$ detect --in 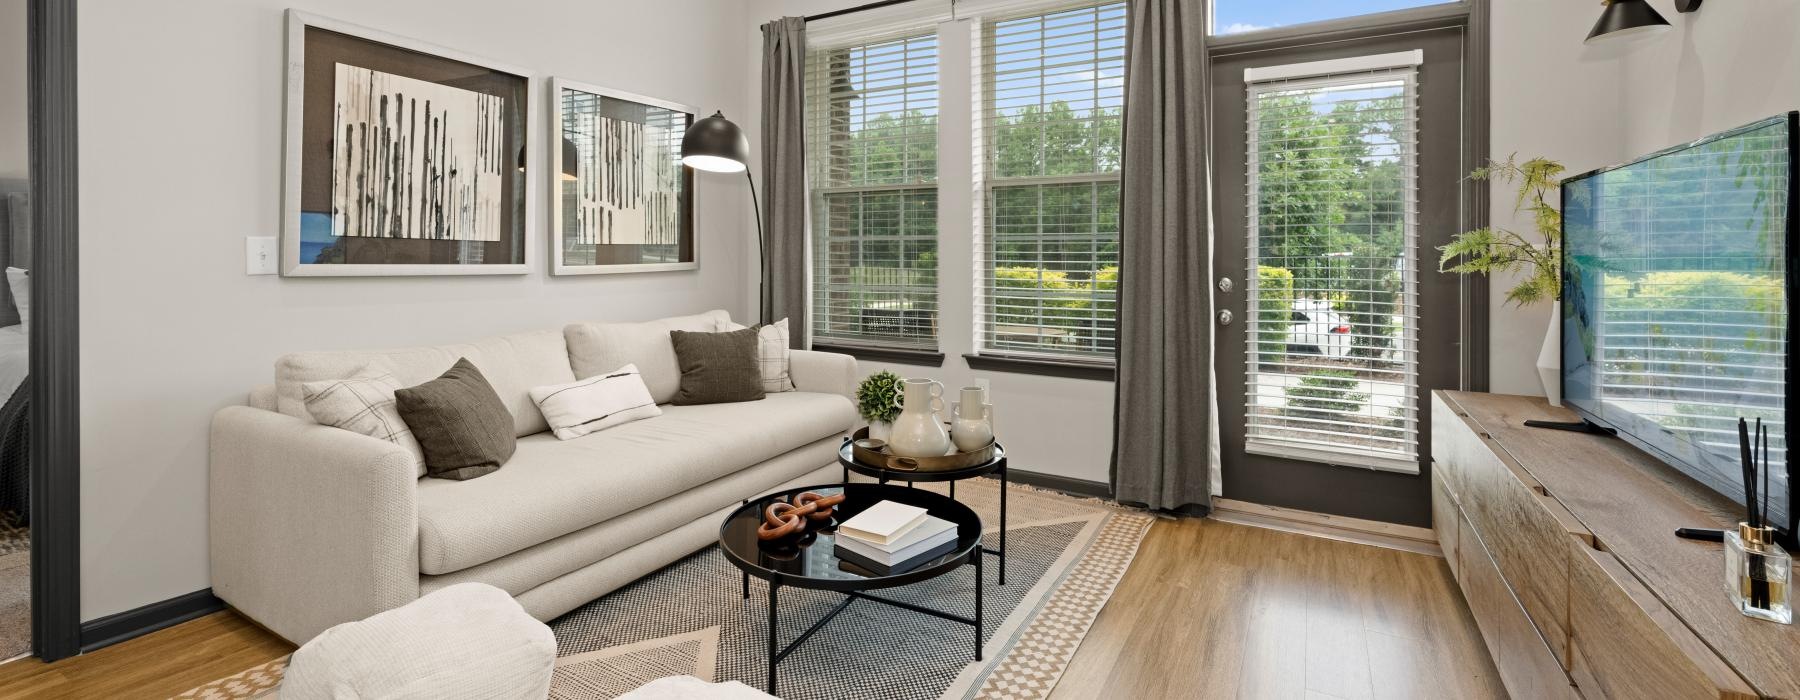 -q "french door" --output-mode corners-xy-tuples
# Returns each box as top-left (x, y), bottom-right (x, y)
(1212, 28), (1464, 524)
